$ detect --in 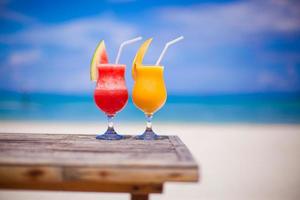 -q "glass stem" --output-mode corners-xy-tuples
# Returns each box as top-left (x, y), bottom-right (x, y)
(107, 115), (115, 132)
(146, 114), (153, 130)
